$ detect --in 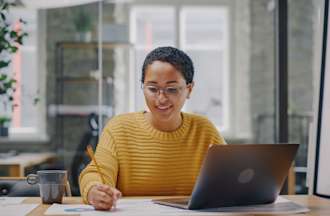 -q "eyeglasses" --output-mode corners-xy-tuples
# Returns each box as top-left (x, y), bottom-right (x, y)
(142, 85), (186, 97)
